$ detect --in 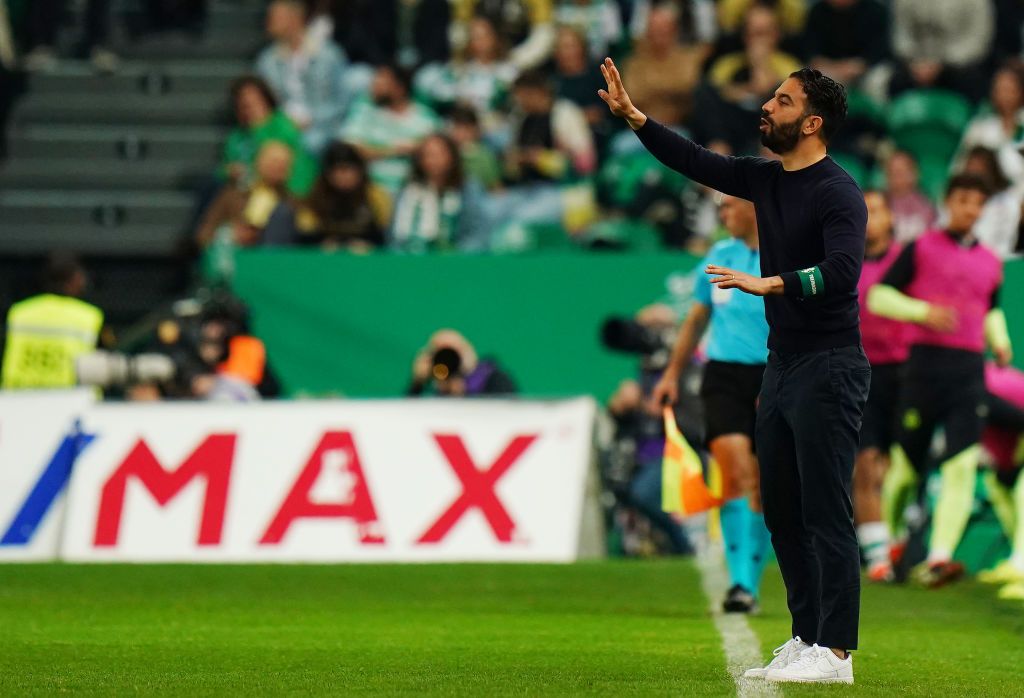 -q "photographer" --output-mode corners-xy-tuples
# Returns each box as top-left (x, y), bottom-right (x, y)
(600, 303), (699, 557)
(407, 329), (516, 397)
(79, 293), (278, 402)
